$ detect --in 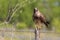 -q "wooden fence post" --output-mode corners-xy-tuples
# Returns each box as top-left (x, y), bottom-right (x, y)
(35, 28), (40, 40)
